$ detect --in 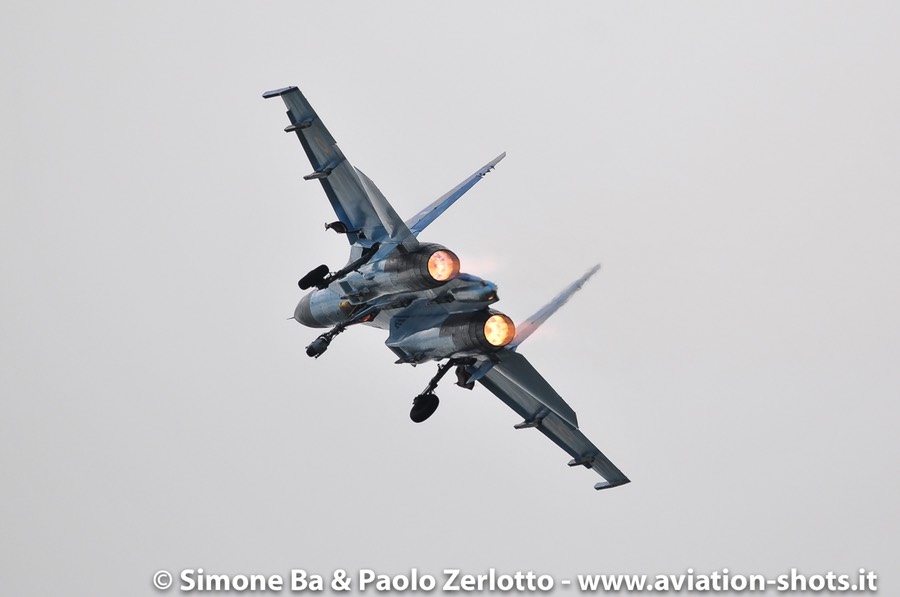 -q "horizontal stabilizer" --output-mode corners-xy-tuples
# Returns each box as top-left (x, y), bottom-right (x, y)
(405, 153), (506, 236)
(510, 264), (600, 350)
(263, 85), (417, 249)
